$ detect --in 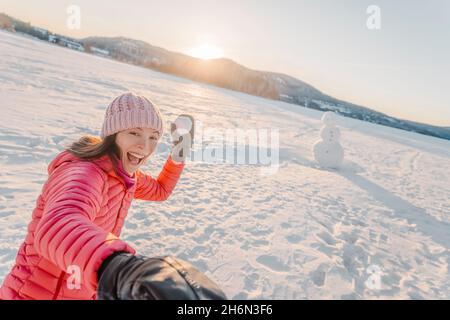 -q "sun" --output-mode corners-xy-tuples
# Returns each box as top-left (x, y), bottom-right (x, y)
(188, 43), (224, 60)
